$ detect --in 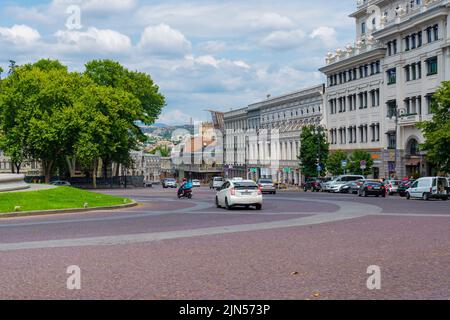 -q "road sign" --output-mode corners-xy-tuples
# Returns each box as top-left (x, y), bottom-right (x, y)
(360, 160), (367, 170)
(341, 160), (348, 168)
